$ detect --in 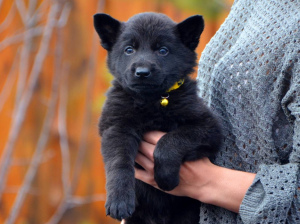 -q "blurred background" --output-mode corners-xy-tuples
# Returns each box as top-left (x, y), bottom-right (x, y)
(0, 0), (232, 223)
